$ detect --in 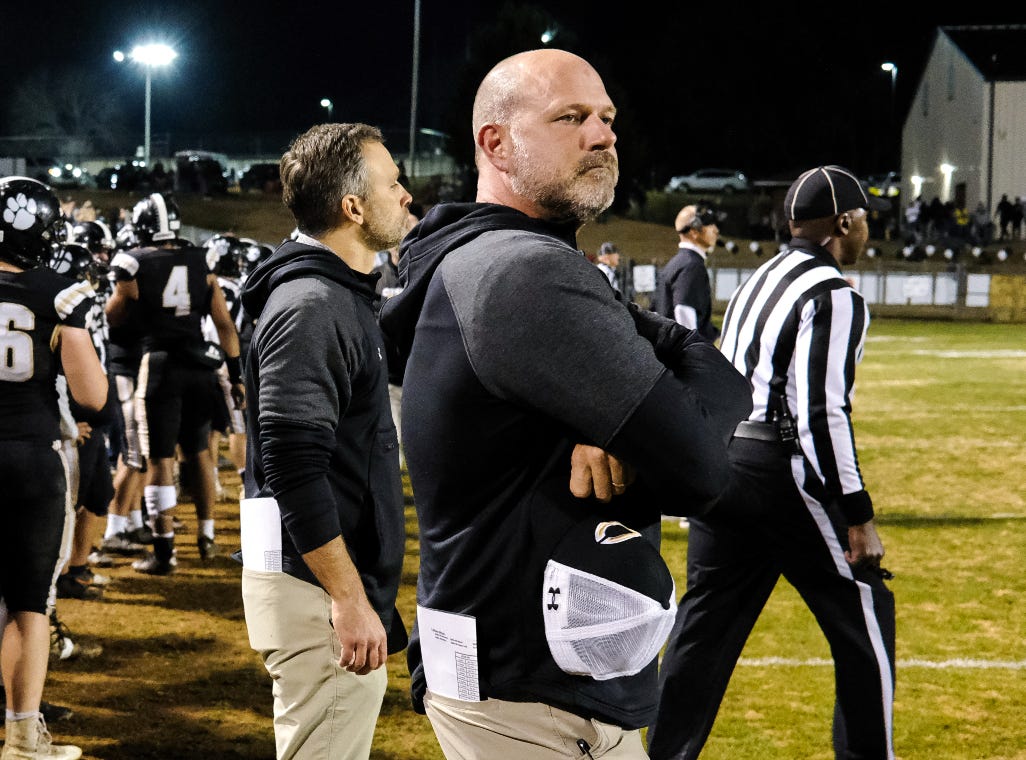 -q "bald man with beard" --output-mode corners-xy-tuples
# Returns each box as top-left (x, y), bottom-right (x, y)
(379, 49), (751, 759)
